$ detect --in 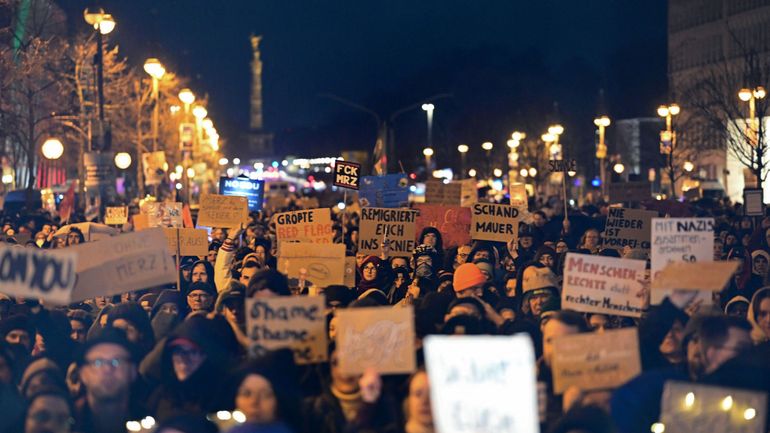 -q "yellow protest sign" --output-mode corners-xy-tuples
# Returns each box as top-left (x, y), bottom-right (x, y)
(197, 194), (249, 228)
(358, 208), (418, 257)
(105, 206), (128, 226)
